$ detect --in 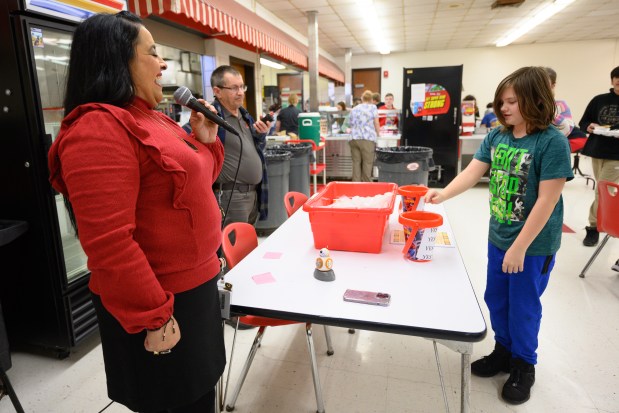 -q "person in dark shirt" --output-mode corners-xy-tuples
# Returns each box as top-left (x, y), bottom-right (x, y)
(372, 92), (383, 108)
(578, 65), (619, 247)
(276, 93), (301, 135)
